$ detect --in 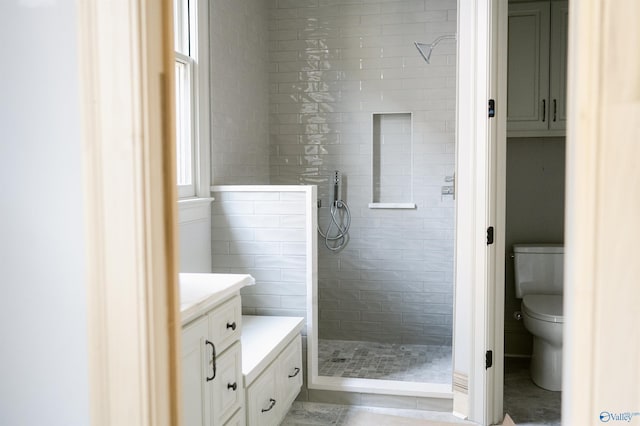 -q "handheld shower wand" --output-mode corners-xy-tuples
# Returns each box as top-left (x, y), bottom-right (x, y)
(332, 170), (342, 207)
(318, 170), (351, 251)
